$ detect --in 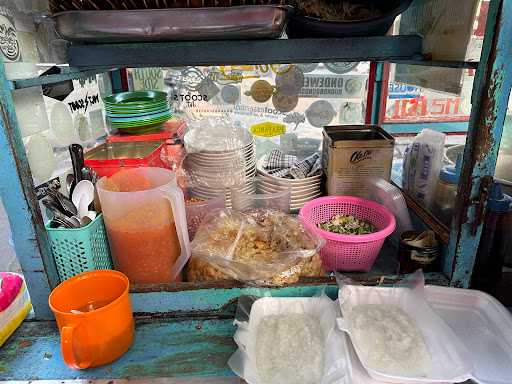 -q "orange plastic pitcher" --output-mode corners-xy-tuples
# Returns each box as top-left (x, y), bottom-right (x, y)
(96, 167), (191, 284)
(49, 270), (134, 369)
